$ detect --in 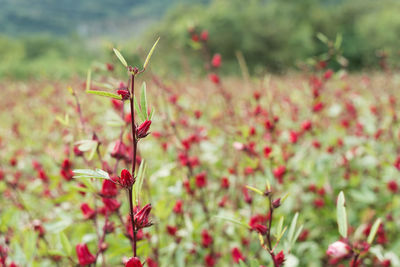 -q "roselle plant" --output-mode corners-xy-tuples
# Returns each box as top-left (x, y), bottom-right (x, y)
(73, 37), (160, 267)
(326, 191), (383, 267)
